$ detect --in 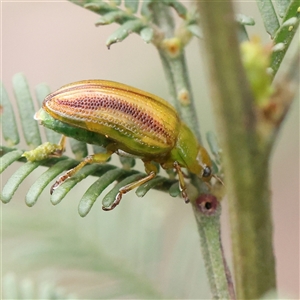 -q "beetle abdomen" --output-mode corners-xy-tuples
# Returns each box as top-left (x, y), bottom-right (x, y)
(43, 80), (180, 155)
